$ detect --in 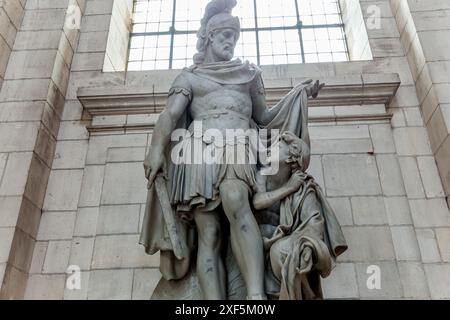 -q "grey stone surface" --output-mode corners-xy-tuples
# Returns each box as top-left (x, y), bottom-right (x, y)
(101, 162), (147, 205)
(42, 240), (71, 274)
(351, 197), (388, 225)
(399, 157), (426, 199)
(416, 229), (442, 263)
(410, 199), (450, 228)
(43, 170), (83, 211)
(435, 228), (450, 262)
(25, 275), (66, 300)
(384, 197), (413, 225)
(132, 269), (162, 300)
(78, 165), (105, 207)
(390, 226), (421, 261)
(69, 237), (95, 271)
(52, 140), (89, 169)
(339, 226), (395, 262)
(97, 205), (140, 235)
(376, 154), (406, 196)
(88, 269), (133, 300)
(417, 156), (445, 198)
(424, 264), (450, 299)
(323, 155), (382, 196)
(326, 197), (353, 226)
(36, 211), (76, 241)
(74, 207), (99, 237)
(398, 262), (430, 299)
(91, 235), (159, 269)
(355, 262), (403, 299)
(393, 127), (432, 156)
(369, 124), (396, 154)
(321, 263), (359, 299)
(64, 271), (90, 300)
(29, 241), (48, 275)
